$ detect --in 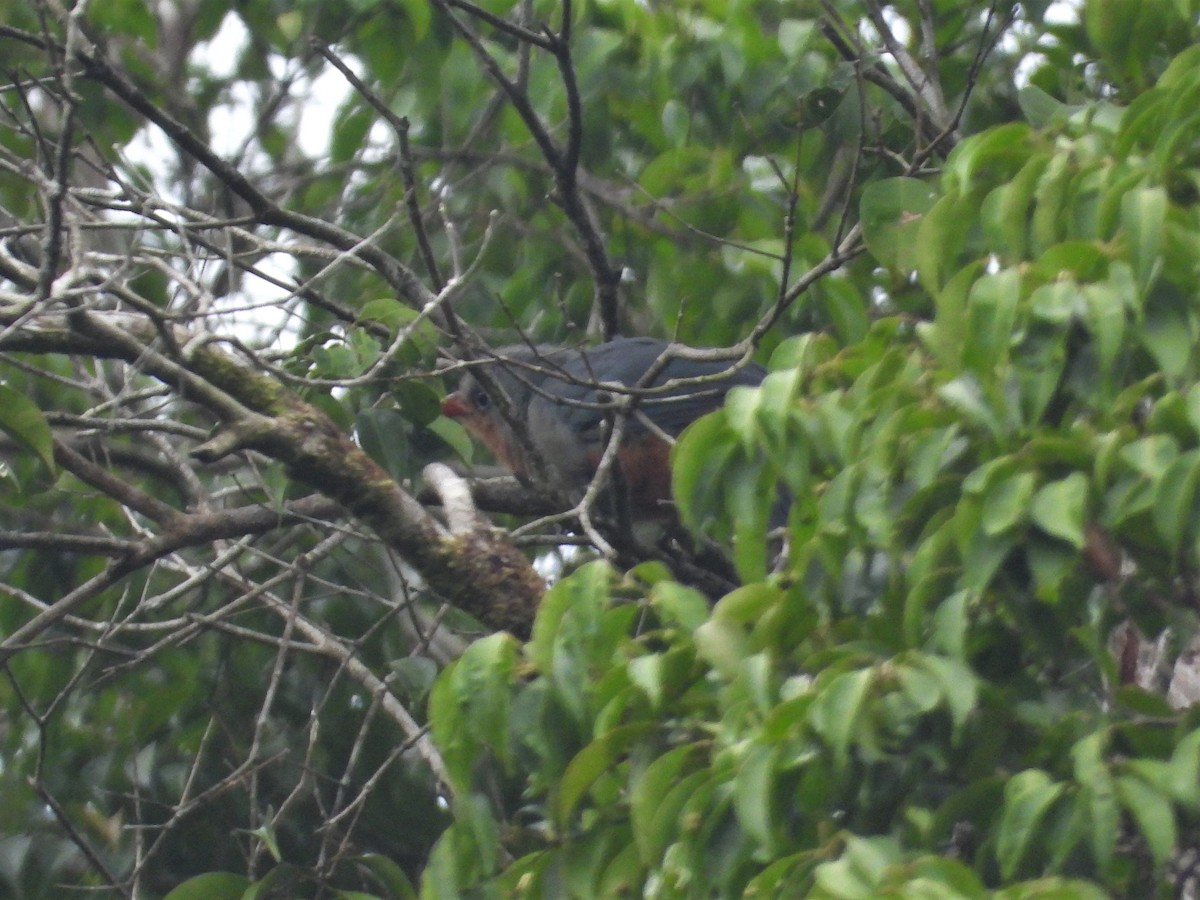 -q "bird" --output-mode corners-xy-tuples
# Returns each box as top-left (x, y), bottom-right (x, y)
(440, 337), (767, 518)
